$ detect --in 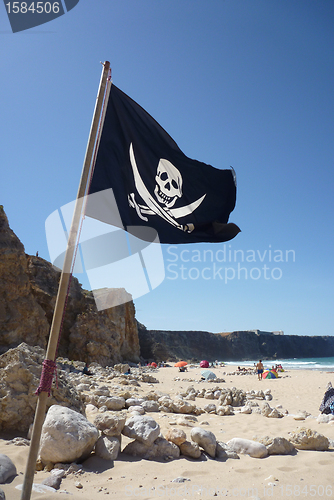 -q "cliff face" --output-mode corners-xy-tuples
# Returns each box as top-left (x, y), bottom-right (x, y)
(226, 330), (334, 360)
(68, 295), (140, 366)
(0, 207), (49, 353)
(26, 254), (88, 358)
(0, 206), (140, 366)
(138, 327), (232, 362)
(138, 327), (334, 362)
